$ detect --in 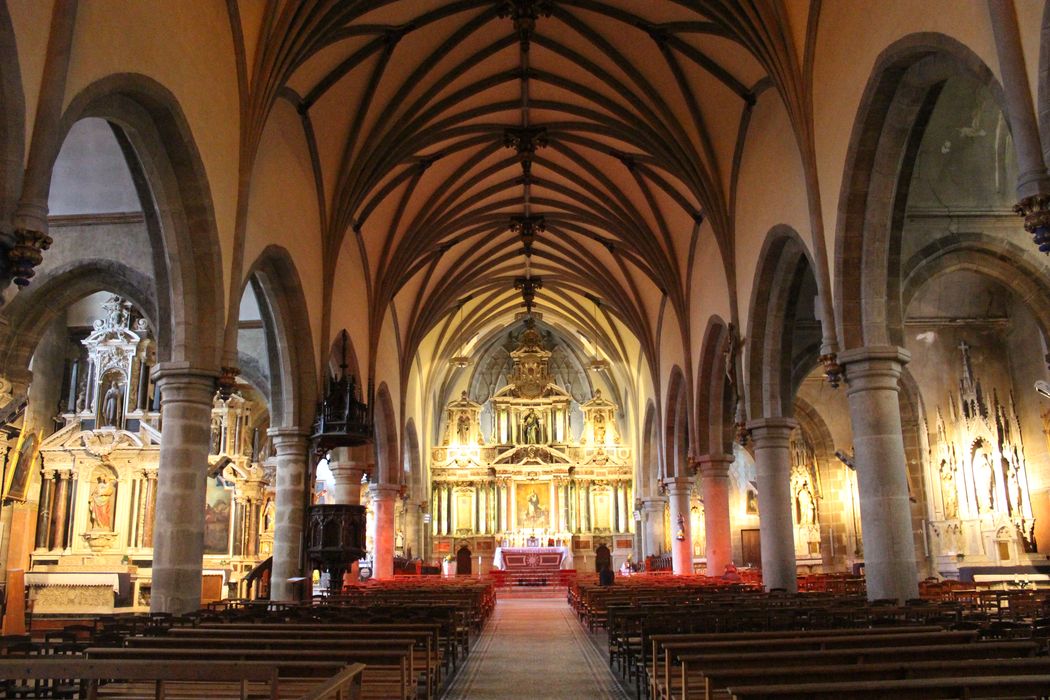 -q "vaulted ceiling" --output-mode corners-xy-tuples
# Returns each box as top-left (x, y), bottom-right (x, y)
(249, 0), (796, 375)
